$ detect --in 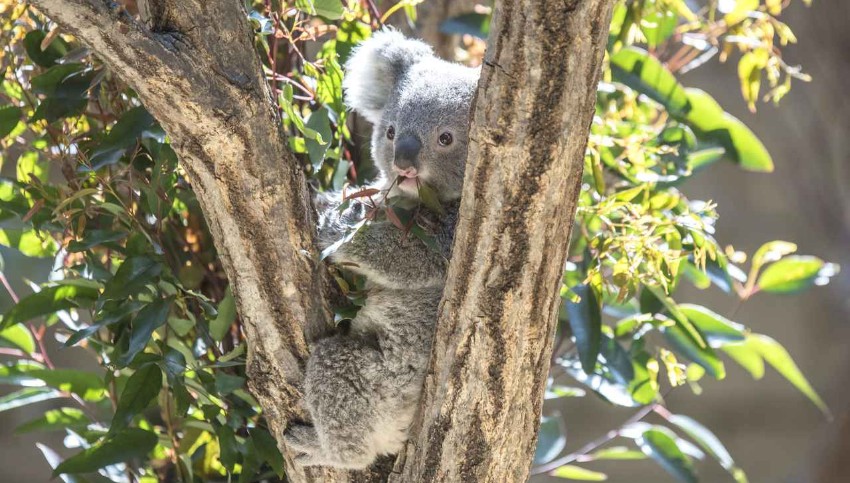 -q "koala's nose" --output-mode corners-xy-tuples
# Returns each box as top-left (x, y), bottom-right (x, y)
(393, 134), (421, 170)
